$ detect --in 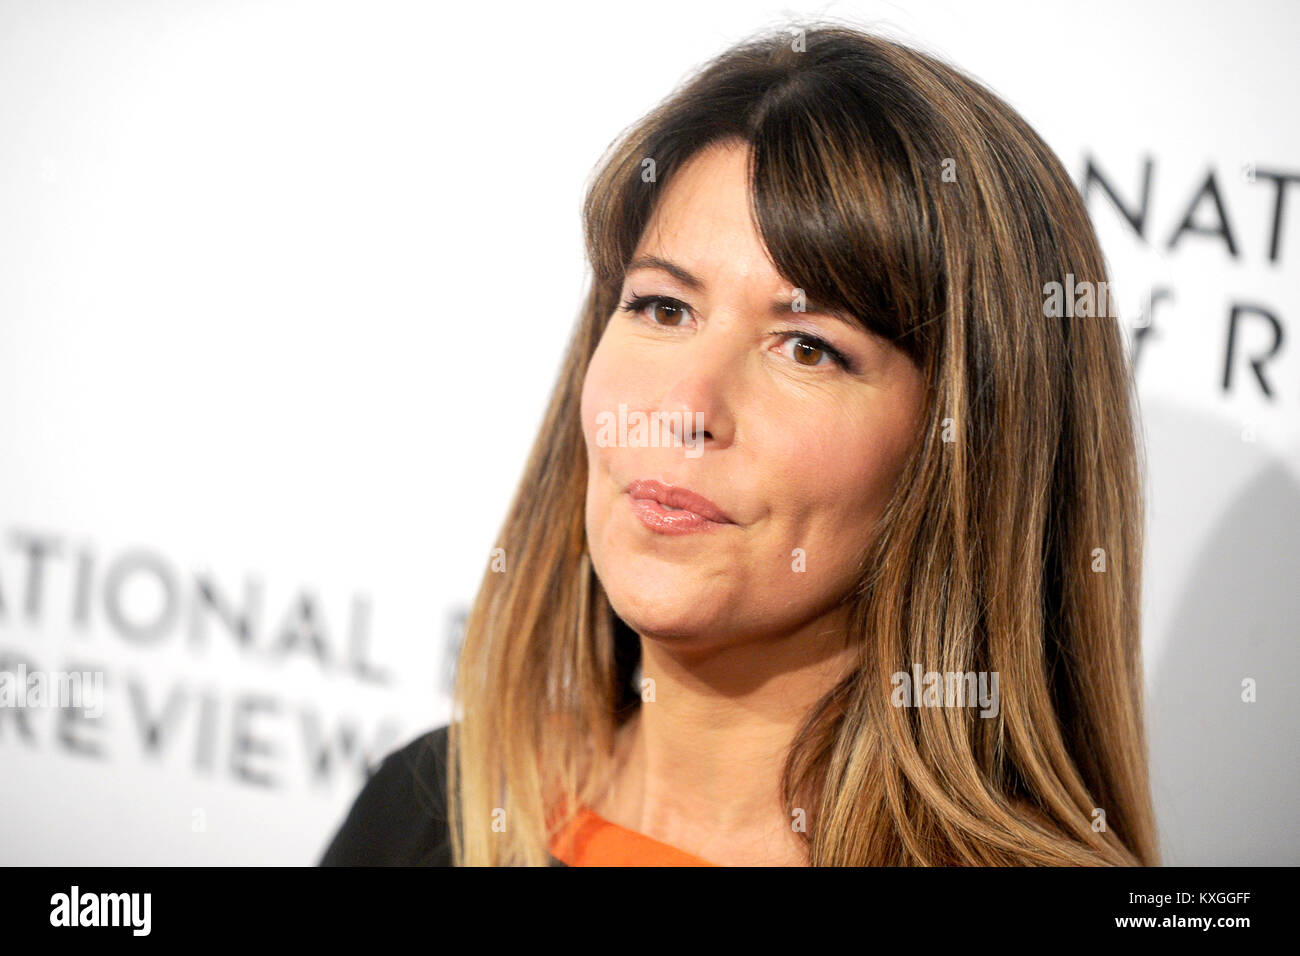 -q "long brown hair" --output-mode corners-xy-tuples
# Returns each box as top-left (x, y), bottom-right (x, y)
(448, 21), (1159, 866)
